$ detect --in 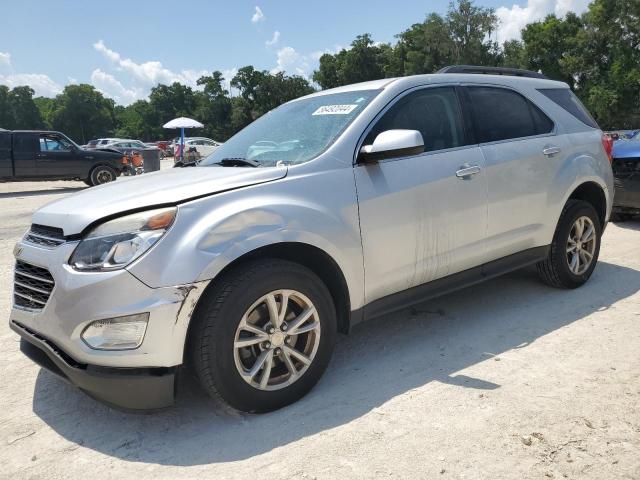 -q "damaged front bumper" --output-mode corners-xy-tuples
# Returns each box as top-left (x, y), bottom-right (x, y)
(10, 239), (208, 410)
